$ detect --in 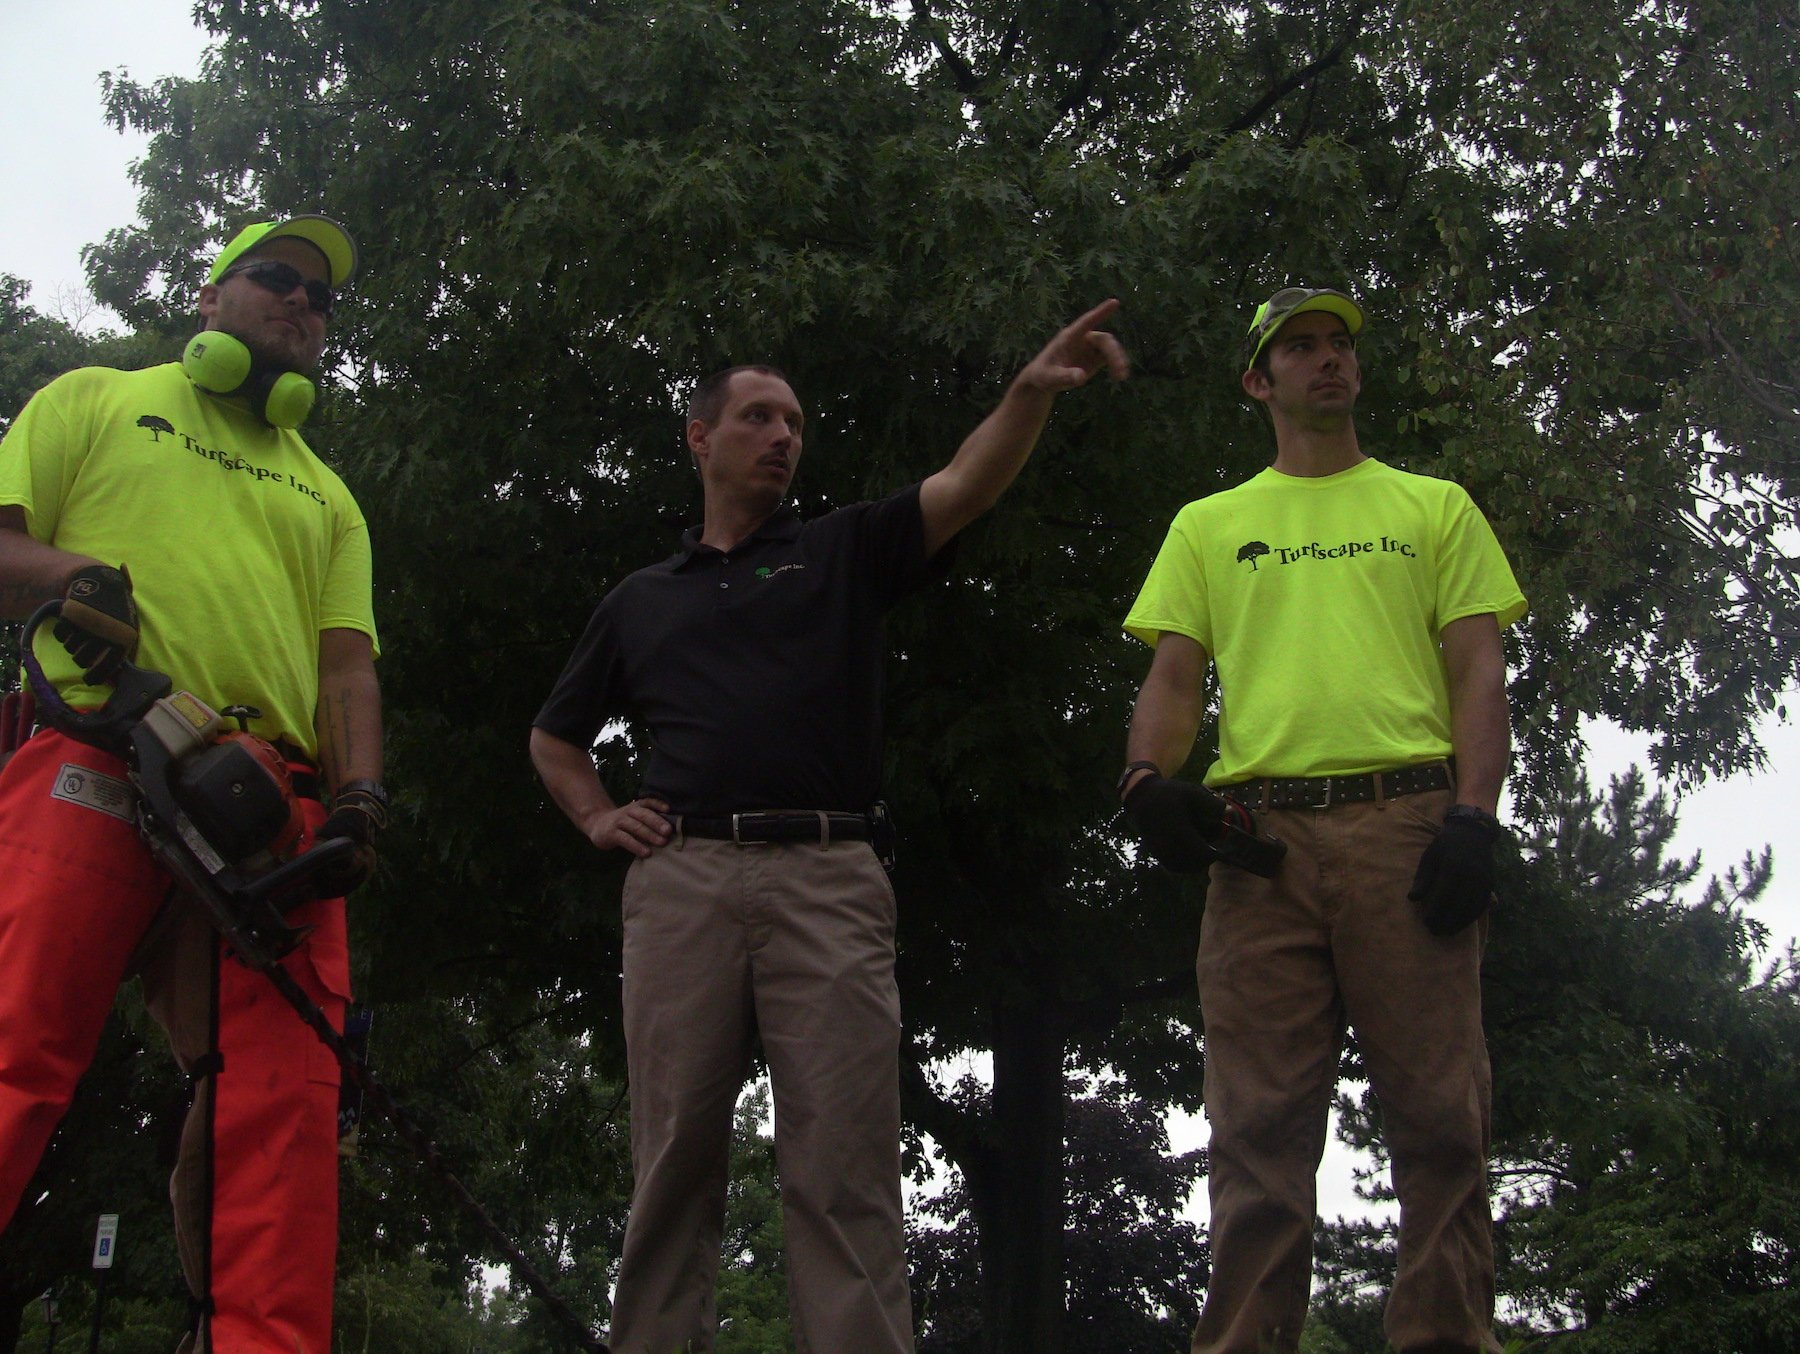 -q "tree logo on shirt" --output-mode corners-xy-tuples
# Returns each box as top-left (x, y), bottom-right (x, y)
(1237, 541), (1270, 571)
(754, 564), (806, 579)
(137, 415), (175, 441)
